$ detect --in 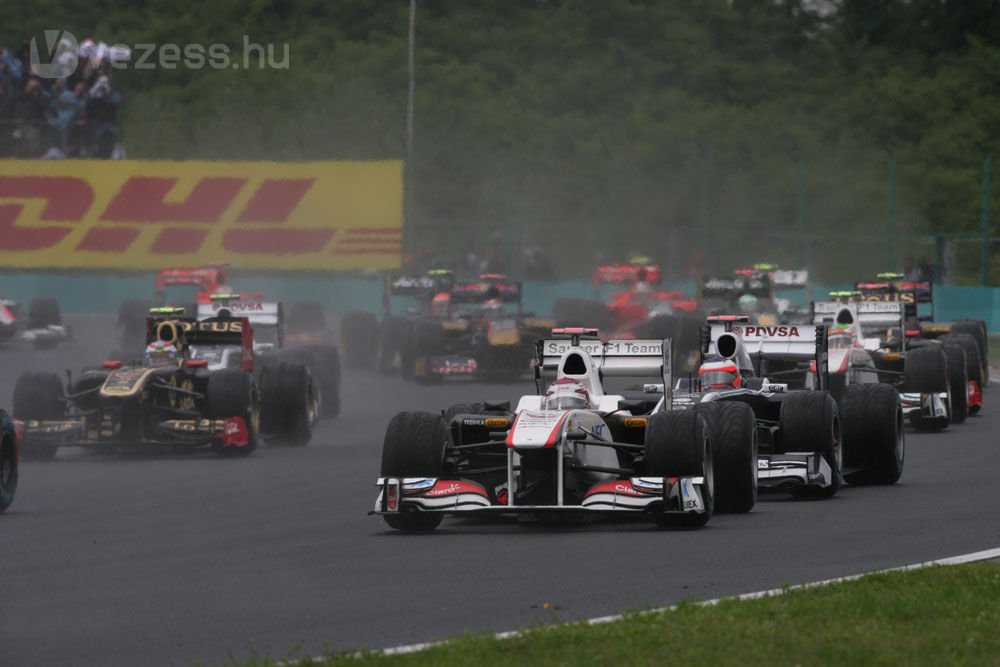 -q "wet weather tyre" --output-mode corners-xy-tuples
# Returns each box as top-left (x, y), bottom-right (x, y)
(903, 345), (948, 394)
(644, 410), (713, 528)
(839, 384), (905, 485)
(13, 372), (64, 461)
(780, 391), (841, 498)
(942, 343), (969, 424)
(0, 419), (18, 512)
(380, 412), (448, 531)
(378, 316), (409, 375)
(206, 369), (259, 456)
(340, 311), (379, 370)
(260, 363), (316, 447)
(305, 345), (341, 419)
(695, 401), (757, 514)
(28, 298), (61, 328)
